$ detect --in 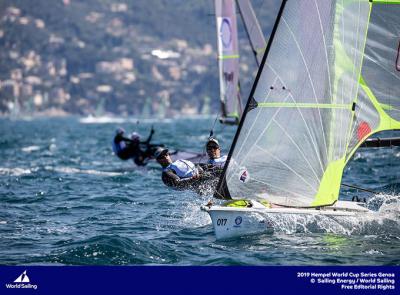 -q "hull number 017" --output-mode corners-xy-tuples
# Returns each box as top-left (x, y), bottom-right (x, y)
(216, 218), (227, 226)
